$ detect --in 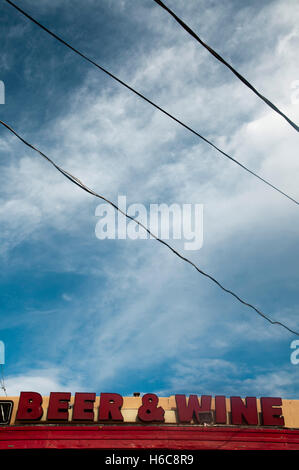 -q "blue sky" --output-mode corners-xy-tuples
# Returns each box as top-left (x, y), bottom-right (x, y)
(0, 0), (298, 398)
